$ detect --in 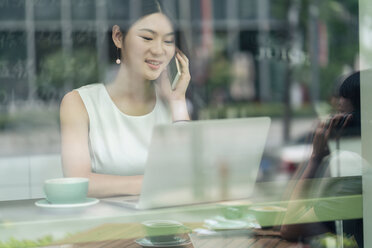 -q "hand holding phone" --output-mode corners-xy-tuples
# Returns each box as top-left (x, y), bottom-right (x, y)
(167, 56), (181, 90)
(333, 112), (353, 131)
